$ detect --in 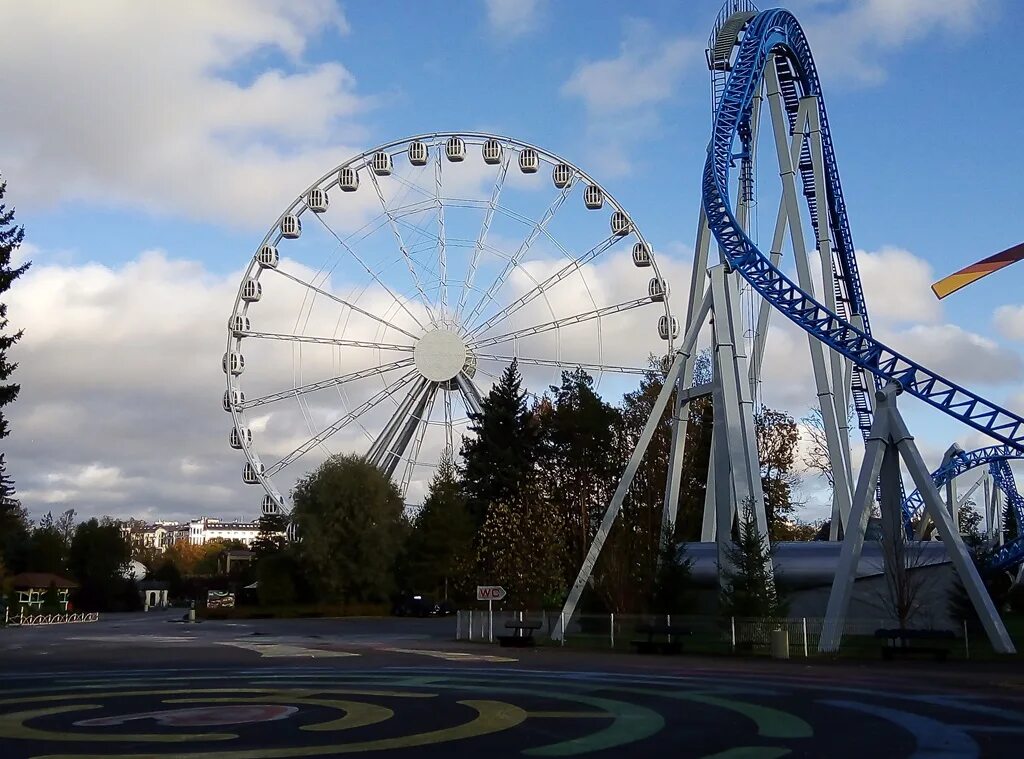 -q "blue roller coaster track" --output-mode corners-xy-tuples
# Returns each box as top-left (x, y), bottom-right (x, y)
(702, 8), (1024, 568)
(899, 446), (1024, 570)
